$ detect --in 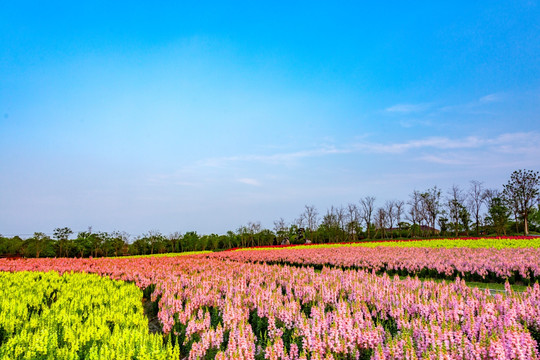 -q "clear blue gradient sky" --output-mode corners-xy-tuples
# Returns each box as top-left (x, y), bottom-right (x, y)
(1, 1), (539, 237)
